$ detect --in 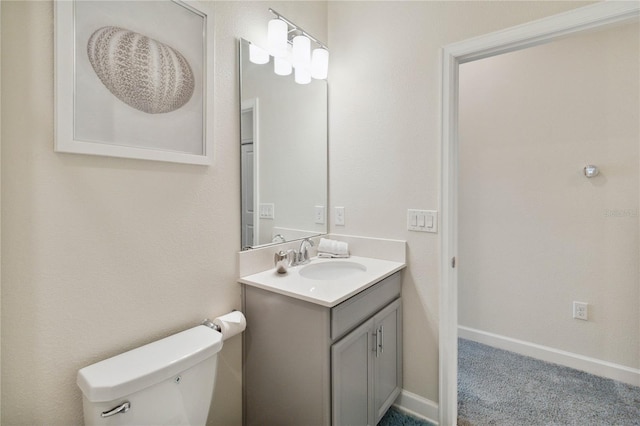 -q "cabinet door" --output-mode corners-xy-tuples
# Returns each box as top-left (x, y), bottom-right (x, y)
(374, 298), (403, 423)
(332, 318), (375, 426)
